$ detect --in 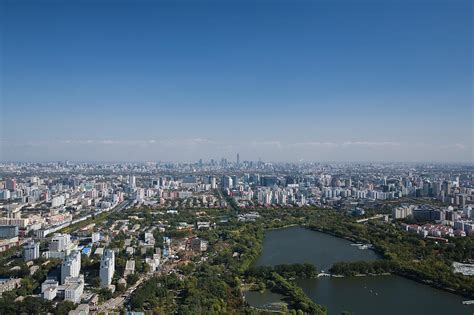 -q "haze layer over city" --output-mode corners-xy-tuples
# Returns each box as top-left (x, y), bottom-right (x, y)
(0, 0), (472, 315)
